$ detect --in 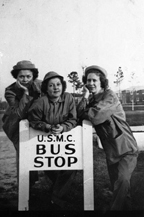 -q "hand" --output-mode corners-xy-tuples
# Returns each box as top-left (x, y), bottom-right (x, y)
(83, 85), (90, 99)
(45, 124), (52, 132)
(51, 124), (63, 135)
(16, 81), (29, 94)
